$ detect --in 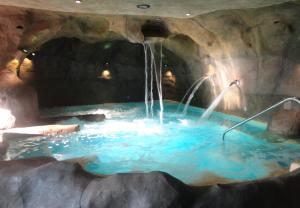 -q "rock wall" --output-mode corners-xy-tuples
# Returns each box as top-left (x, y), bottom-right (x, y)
(29, 38), (188, 107)
(164, 2), (300, 114)
(0, 70), (38, 126)
(0, 7), (38, 126)
(1, 157), (300, 208)
(0, 2), (299, 121)
(268, 109), (300, 137)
